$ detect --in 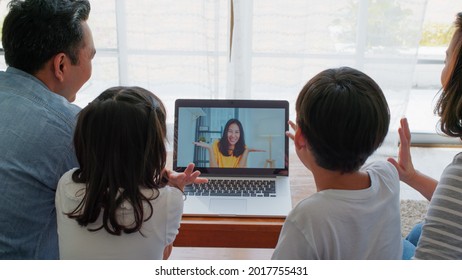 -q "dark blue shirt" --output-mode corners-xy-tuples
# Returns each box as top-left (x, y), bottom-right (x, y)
(0, 67), (80, 259)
